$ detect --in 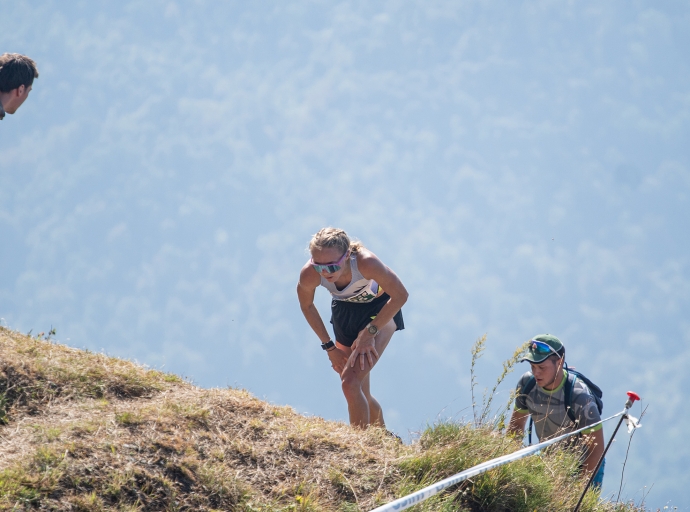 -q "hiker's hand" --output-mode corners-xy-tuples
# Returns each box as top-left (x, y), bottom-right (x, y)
(327, 346), (348, 374)
(349, 334), (379, 370)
